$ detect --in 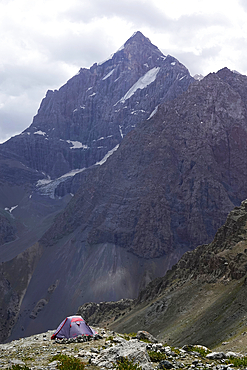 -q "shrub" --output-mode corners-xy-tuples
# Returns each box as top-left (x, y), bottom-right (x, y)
(51, 354), (85, 370)
(8, 366), (31, 370)
(148, 351), (167, 362)
(106, 335), (114, 341)
(123, 333), (137, 341)
(226, 356), (247, 367)
(115, 357), (142, 370)
(186, 346), (210, 357)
